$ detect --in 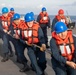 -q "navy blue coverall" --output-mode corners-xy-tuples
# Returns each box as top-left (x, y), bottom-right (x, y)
(0, 18), (13, 59)
(26, 27), (47, 75)
(37, 14), (50, 48)
(10, 27), (28, 64)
